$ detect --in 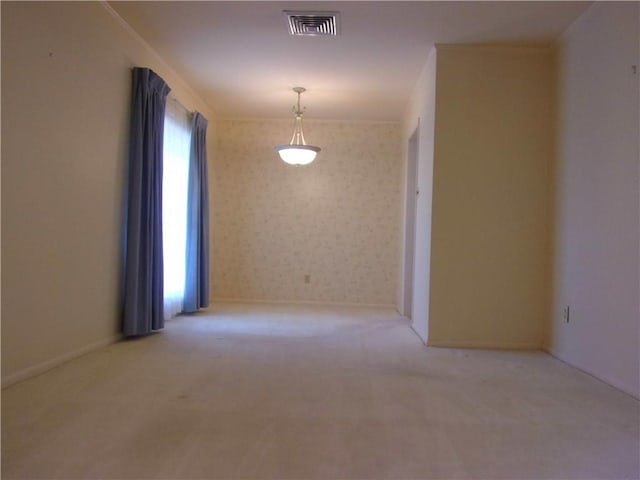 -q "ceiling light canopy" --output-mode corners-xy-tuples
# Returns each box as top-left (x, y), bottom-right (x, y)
(275, 87), (321, 166)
